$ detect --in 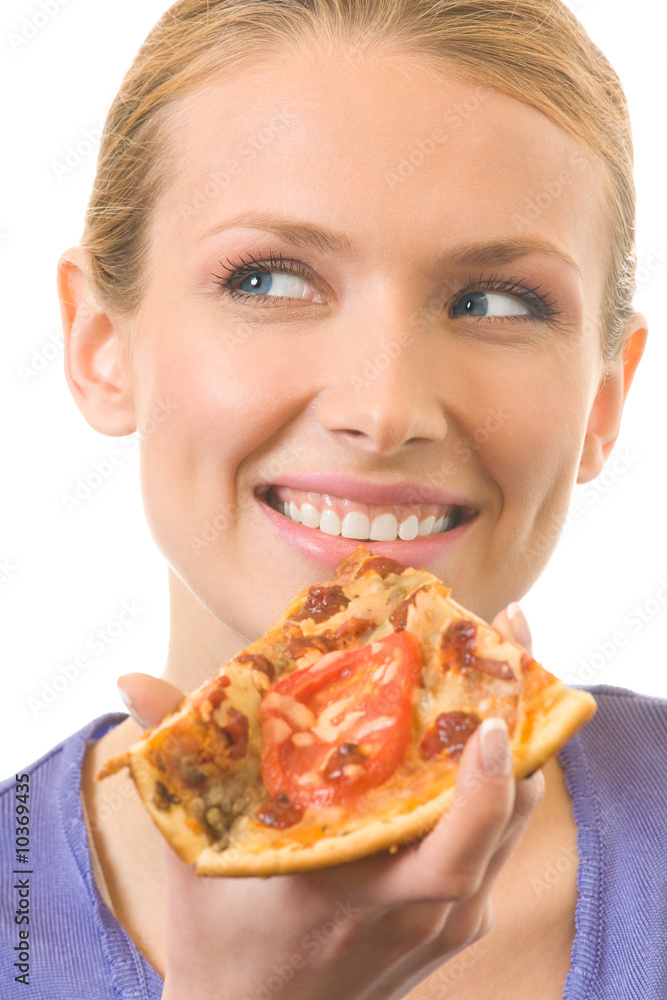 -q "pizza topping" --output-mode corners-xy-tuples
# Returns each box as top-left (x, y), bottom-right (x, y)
(291, 584), (350, 623)
(419, 711), (482, 761)
(389, 592), (419, 632)
(519, 652), (554, 706)
(322, 742), (369, 781)
(320, 615), (377, 645)
(263, 691), (316, 730)
(389, 585), (435, 633)
(440, 620), (515, 681)
(235, 653), (276, 682)
(283, 633), (336, 660)
(259, 631), (423, 807)
(356, 556), (405, 580)
(256, 794), (305, 829)
(216, 706), (249, 760)
(196, 675), (232, 722)
(179, 756), (207, 786)
(153, 780), (181, 811)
